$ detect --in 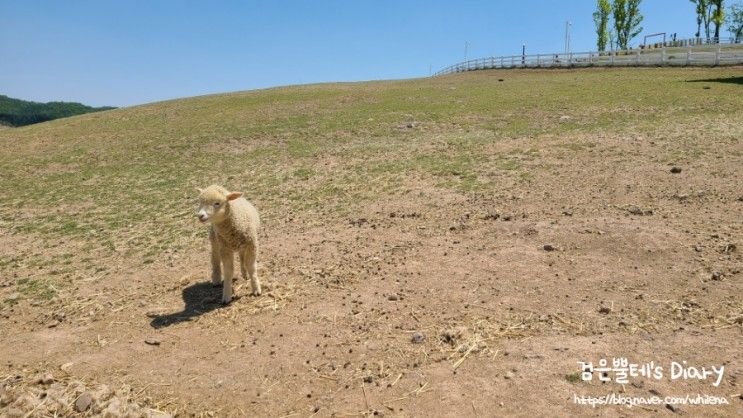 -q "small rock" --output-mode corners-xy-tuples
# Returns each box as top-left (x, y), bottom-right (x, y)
(543, 244), (556, 252)
(47, 320), (60, 328)
(503, 371), (515, 379)
(598, 306), (612, 314)
(144, 337), (161, 346)
(693, 245), (704, 252)
(36, 373), (54, 385)
(523, 353), (543, 360)
(665, 403), (680, 413)
(670, 166), (682, 174)
(75, 392), (93, 412)
(411, 332), (425, 344)
(4, 293), (19, 302)
(387, 294), (399, 301)
(562, 210), (573, 216)
(711, 271), (722, 281)
(626, 206), (653, 216)
(440, 326), (467, 344)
